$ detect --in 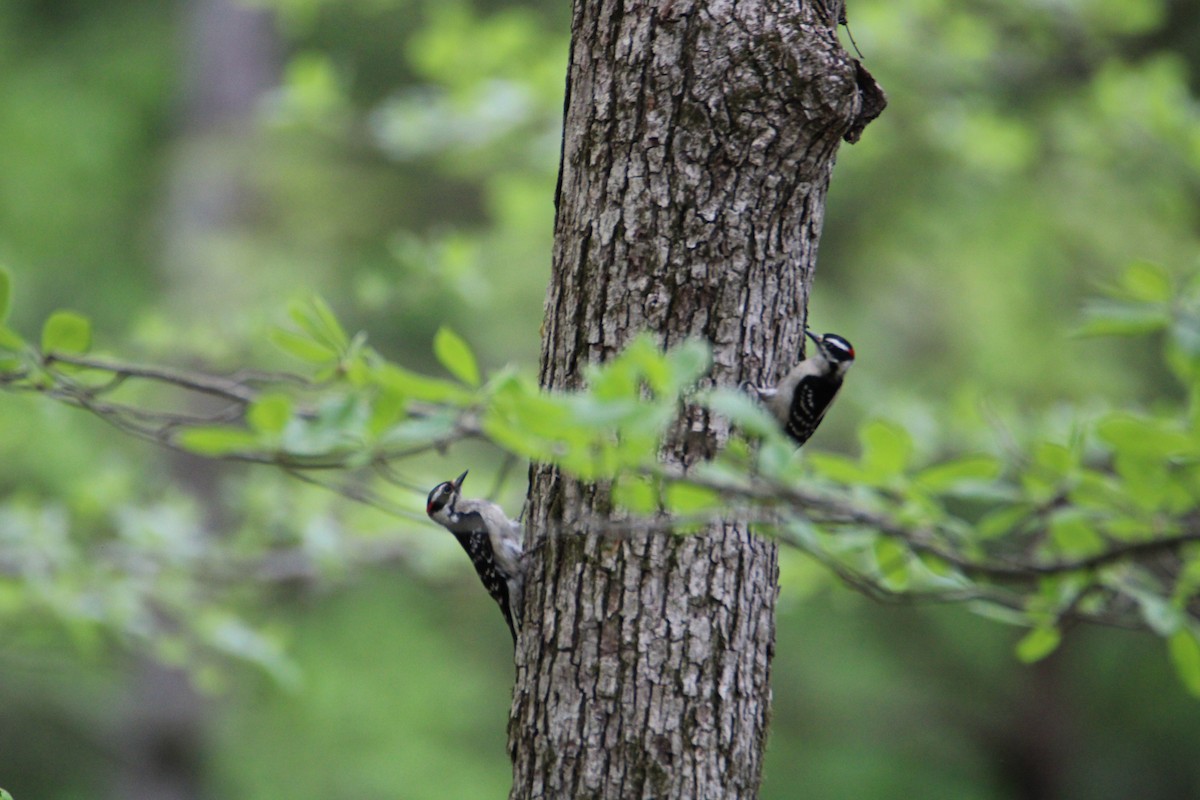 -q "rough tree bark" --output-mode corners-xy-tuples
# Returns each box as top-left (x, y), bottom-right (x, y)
(508, 0), (884, 797)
